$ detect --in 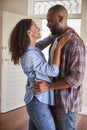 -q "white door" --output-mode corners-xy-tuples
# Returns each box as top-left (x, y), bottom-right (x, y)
(1, 11), (28, 113)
